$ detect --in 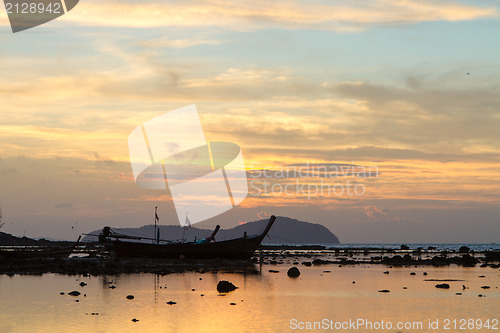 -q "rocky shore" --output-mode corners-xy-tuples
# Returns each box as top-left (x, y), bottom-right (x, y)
(1, 245), (499, 276)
